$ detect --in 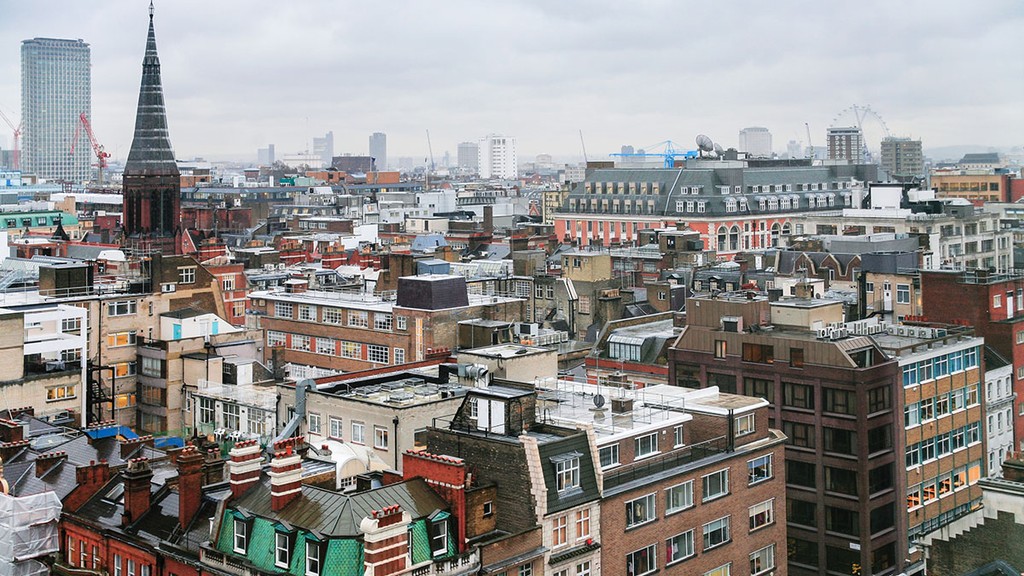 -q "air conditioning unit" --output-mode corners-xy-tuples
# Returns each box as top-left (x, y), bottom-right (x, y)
(816, 328), (829, 339)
